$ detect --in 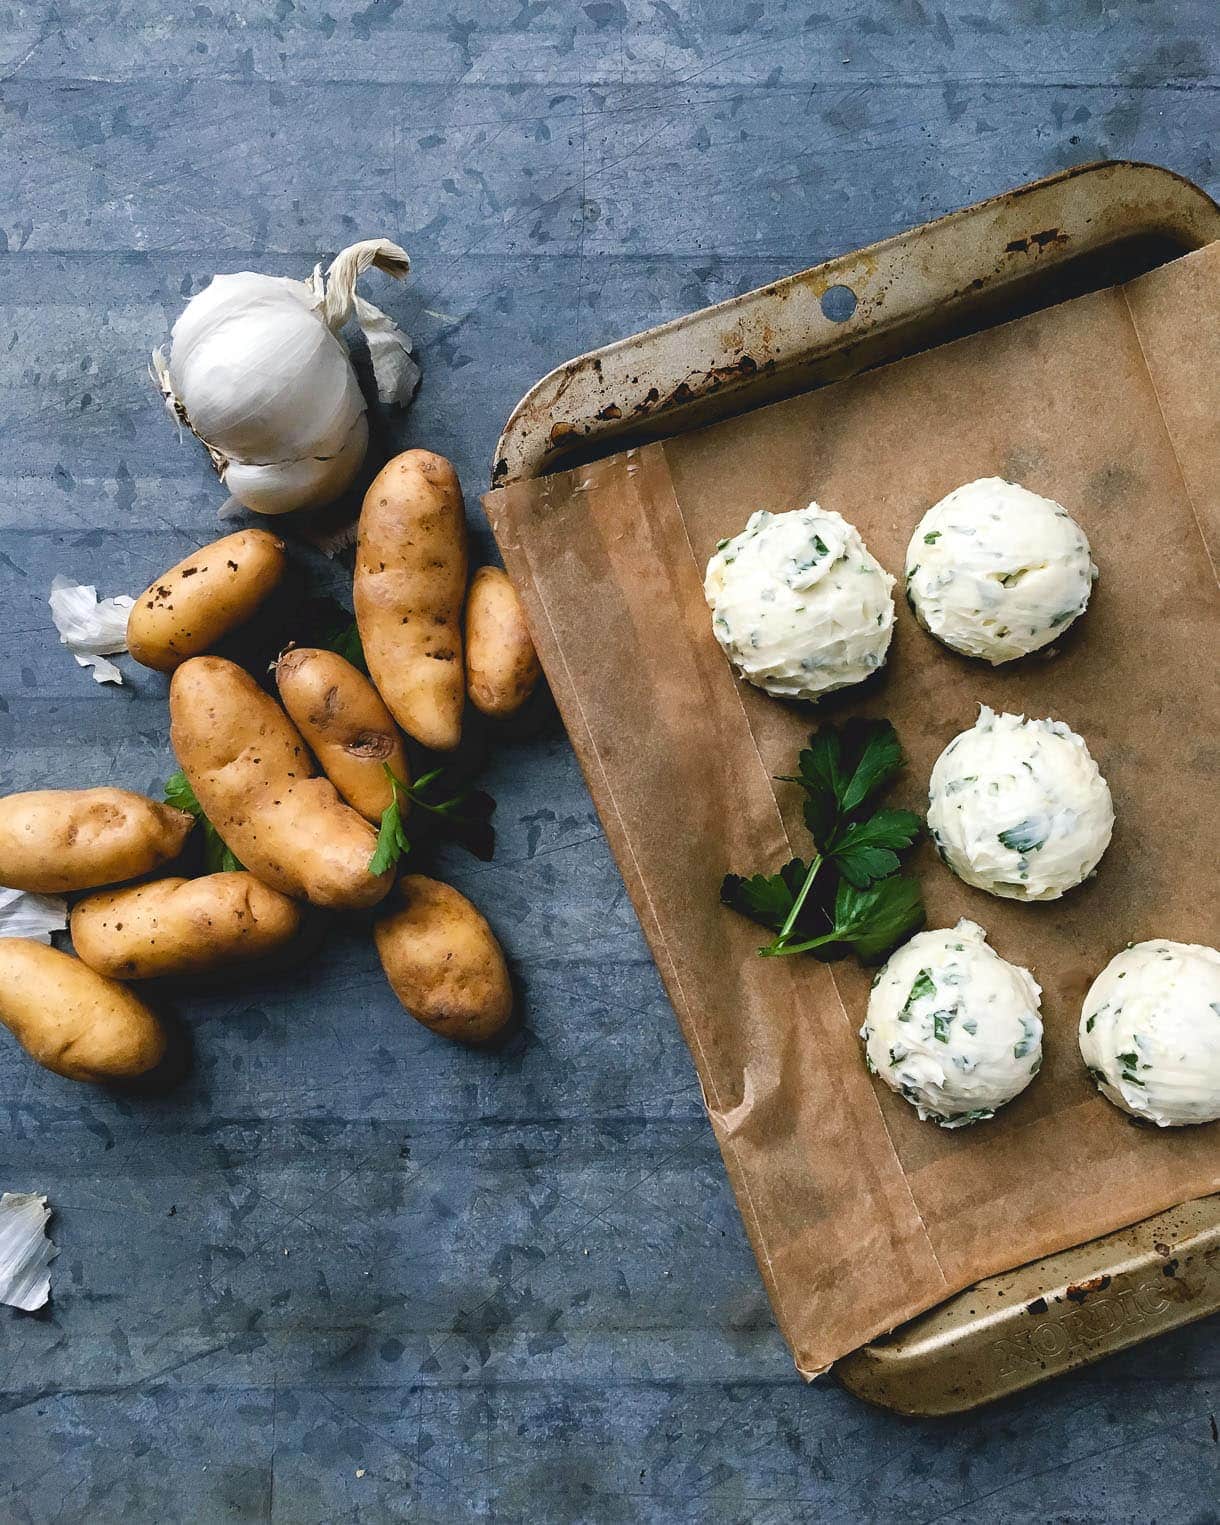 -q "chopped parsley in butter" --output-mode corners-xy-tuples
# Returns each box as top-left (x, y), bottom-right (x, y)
(704, 505), (895, 702)
(861, 918), (1043, 1127)
(1079, 940), (1220, 1126)
(905, 478), (1096, 664)
(928, 706), (1114, 902)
